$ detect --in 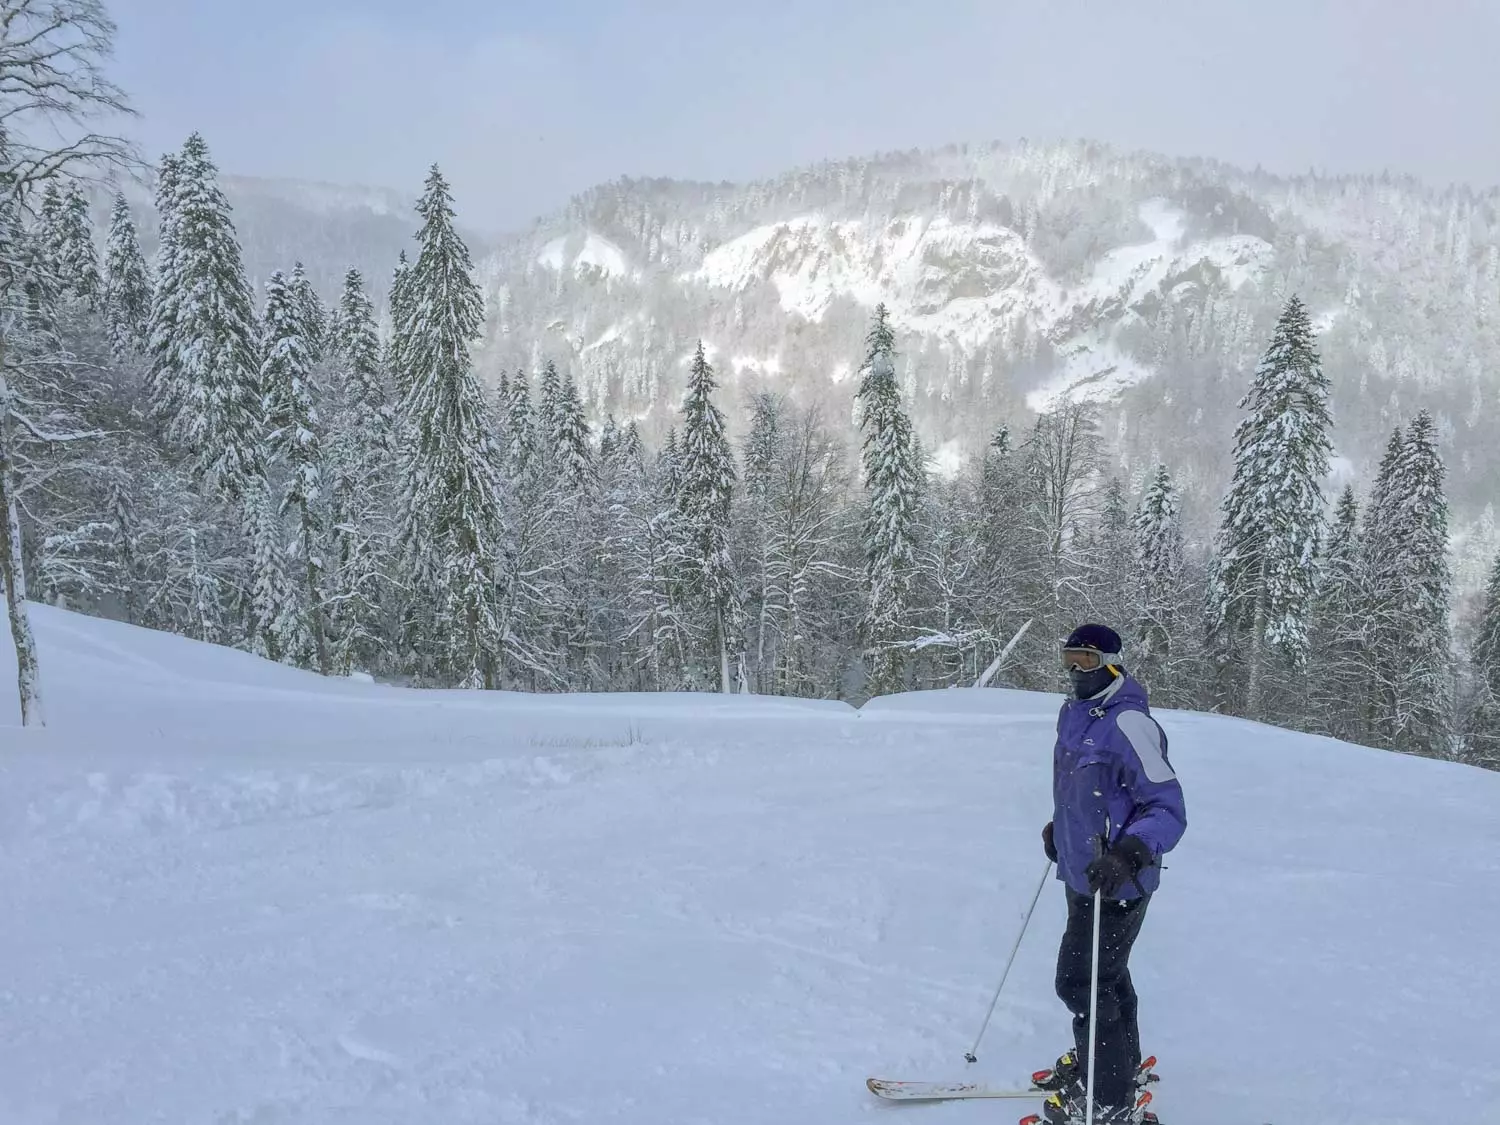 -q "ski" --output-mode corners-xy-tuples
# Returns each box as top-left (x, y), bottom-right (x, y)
(866, 1077), (1046, 1101)
(868, 1056), (1160, 1109)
